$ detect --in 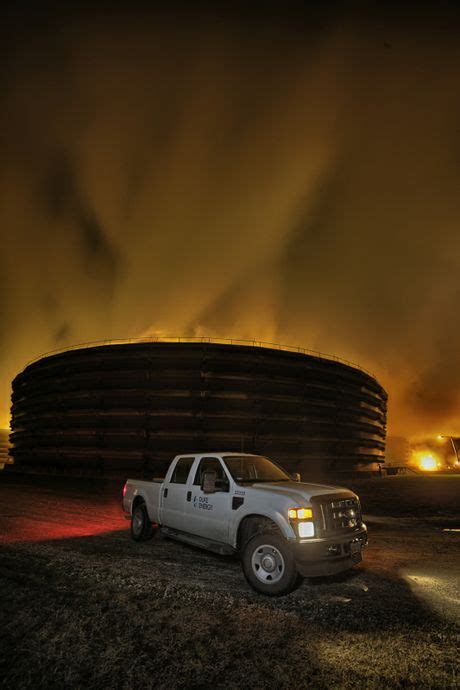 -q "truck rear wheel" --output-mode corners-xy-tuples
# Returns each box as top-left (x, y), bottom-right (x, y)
(241, 532), (301, 596)
(131, 502), (153, 541)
